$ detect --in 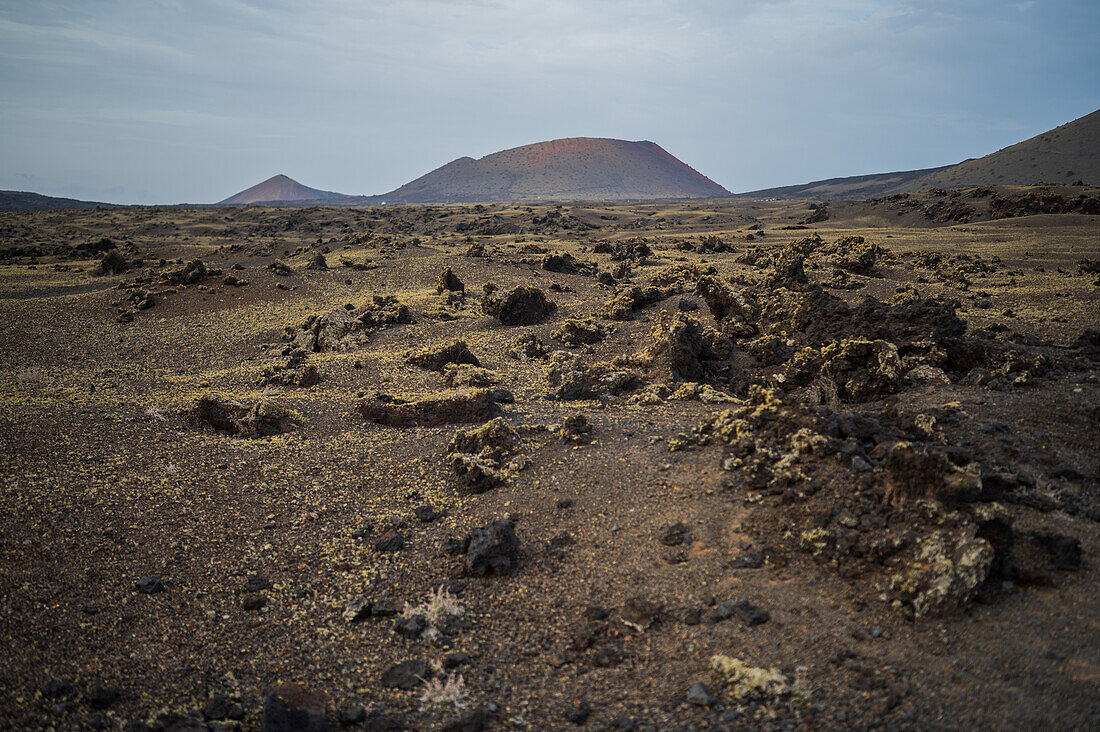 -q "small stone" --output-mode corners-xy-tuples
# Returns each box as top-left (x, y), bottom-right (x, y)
(563, 703), (591, 725)
(204, 693), (244, 721)
(394, 614), (428, 638)
(443, 653), (473, 670)
(414, 505), (440, 523)
(241, 593), (267, 611)
(337, 706), (366, 726)
(261, 685), (327, 732)
(717, 599), (770, 626)
(86, 685), (121, 710)
(620, 597), (661, 632)
(611, 714), (636, 730)
(380, 660), (429, 690)
(686, 681), (713, 707)
(342, 596), (373, 623)
(371, 598), (400, 617)
(374, 529), (406, 552)
(135, 576), (164, 594)
(244, 574), (270, 592)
